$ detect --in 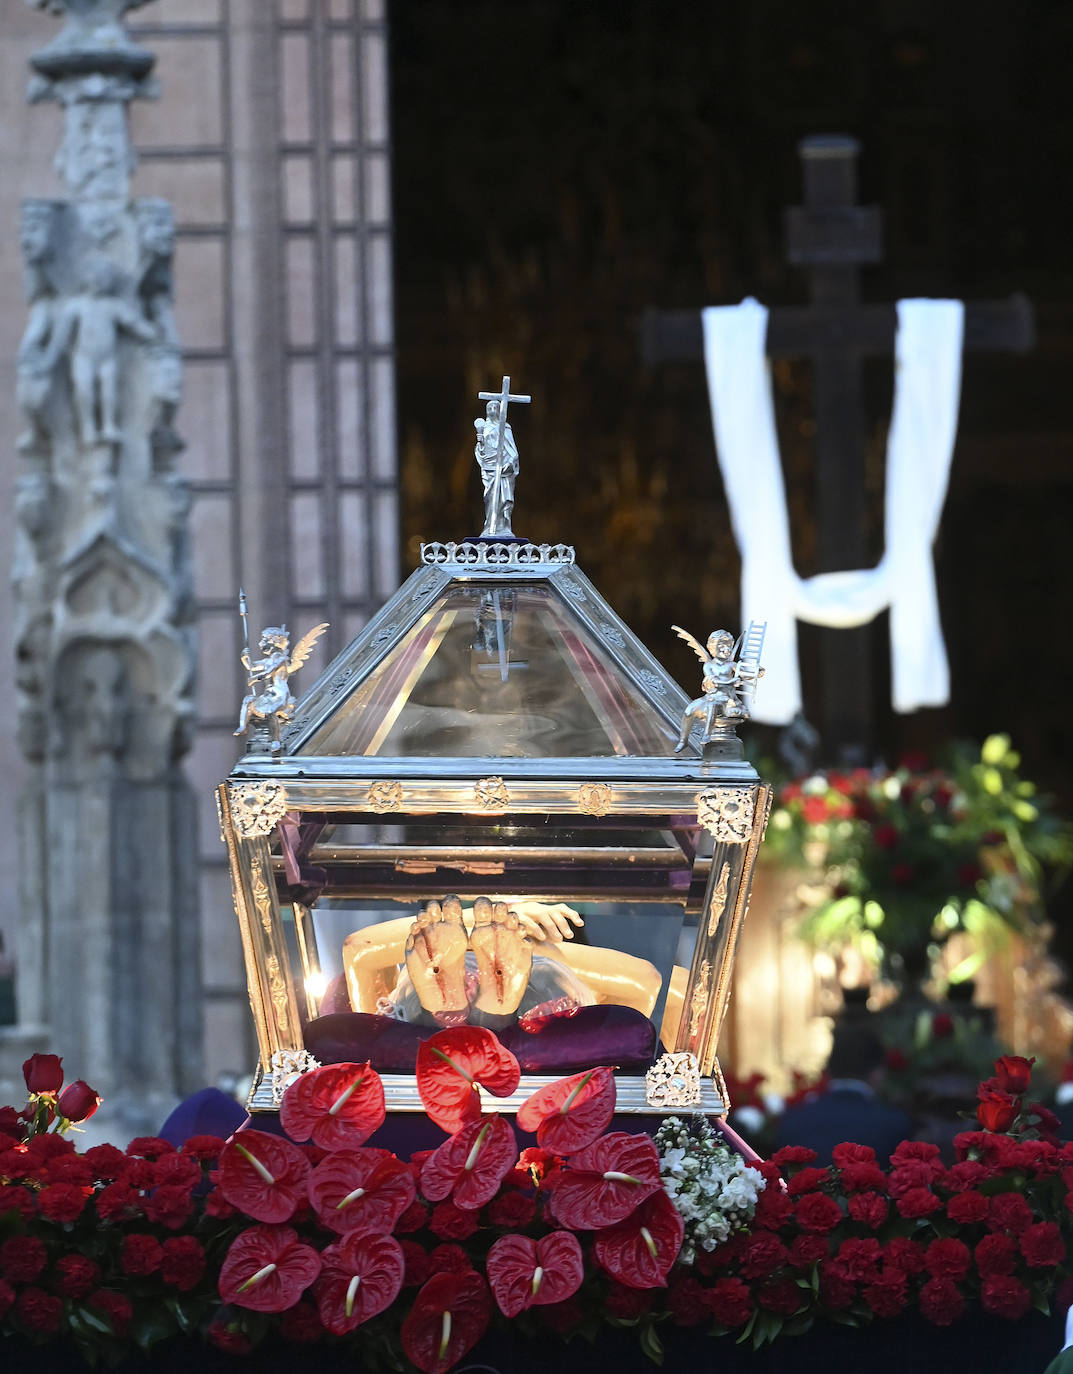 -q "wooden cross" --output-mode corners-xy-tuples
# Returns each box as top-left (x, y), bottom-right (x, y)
(643, 134), (1034, 763)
